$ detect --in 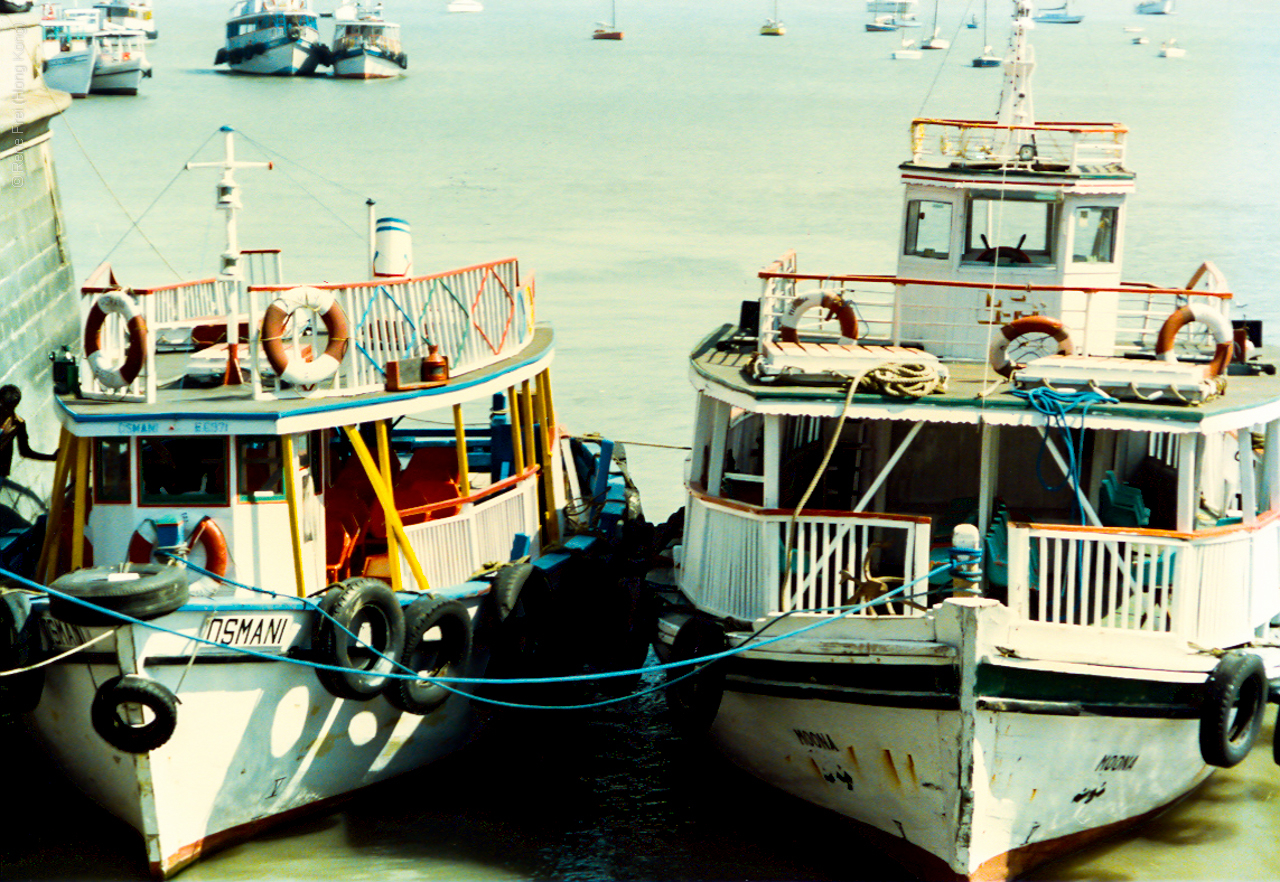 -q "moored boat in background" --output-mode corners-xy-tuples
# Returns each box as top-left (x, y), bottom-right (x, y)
(649, 2), (1280, 879)
(592, 0), (622, 40)
(7, 126), (649, 879)
(329, 1), (405, 79)
(215, 0), (324, 76)
(94, 0), (156, 40)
